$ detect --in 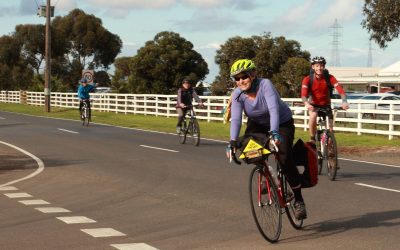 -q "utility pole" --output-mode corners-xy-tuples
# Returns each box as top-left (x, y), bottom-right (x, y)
(329, 18), (342, 67)
(44, 0), (52, 112)
(367, 40), (373, 67)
